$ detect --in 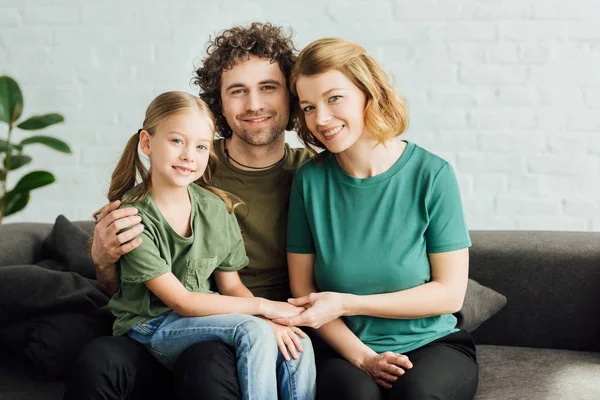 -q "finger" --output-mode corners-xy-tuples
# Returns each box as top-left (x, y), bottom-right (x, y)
(389, 353), (412, 369)
(95, 200), (121, 224)
(109, 215), (143, 239)
(375, 379), (393, 390)
(288, 330), (303, 353)
(116, 224), (144, 245)
(287, 295), (311, 307)
(384, 363), (405, 377)
(116, 237), (142, 255)
(273, 315), (302, 327)
(291, 326), (307, 339)
(283, 335), (299, 360)
(377, 370), (400, 383)
(103, 207), (139, 230)
(276, 336), (290, 361)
